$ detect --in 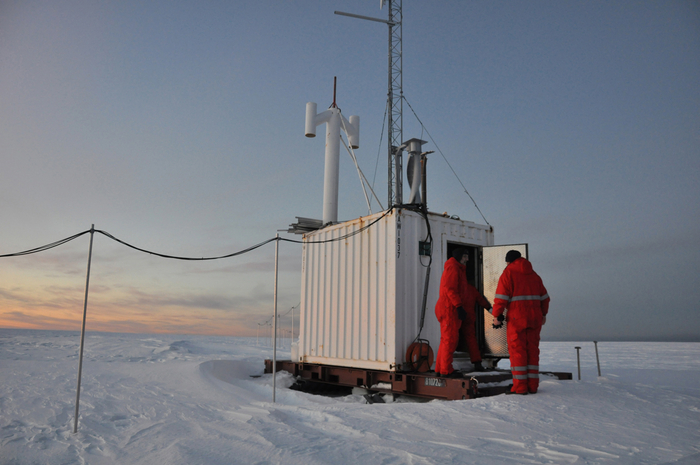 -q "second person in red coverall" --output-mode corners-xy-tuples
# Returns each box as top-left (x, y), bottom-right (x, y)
(435, 248), (492, 377)
(492, 250), (550, 394)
